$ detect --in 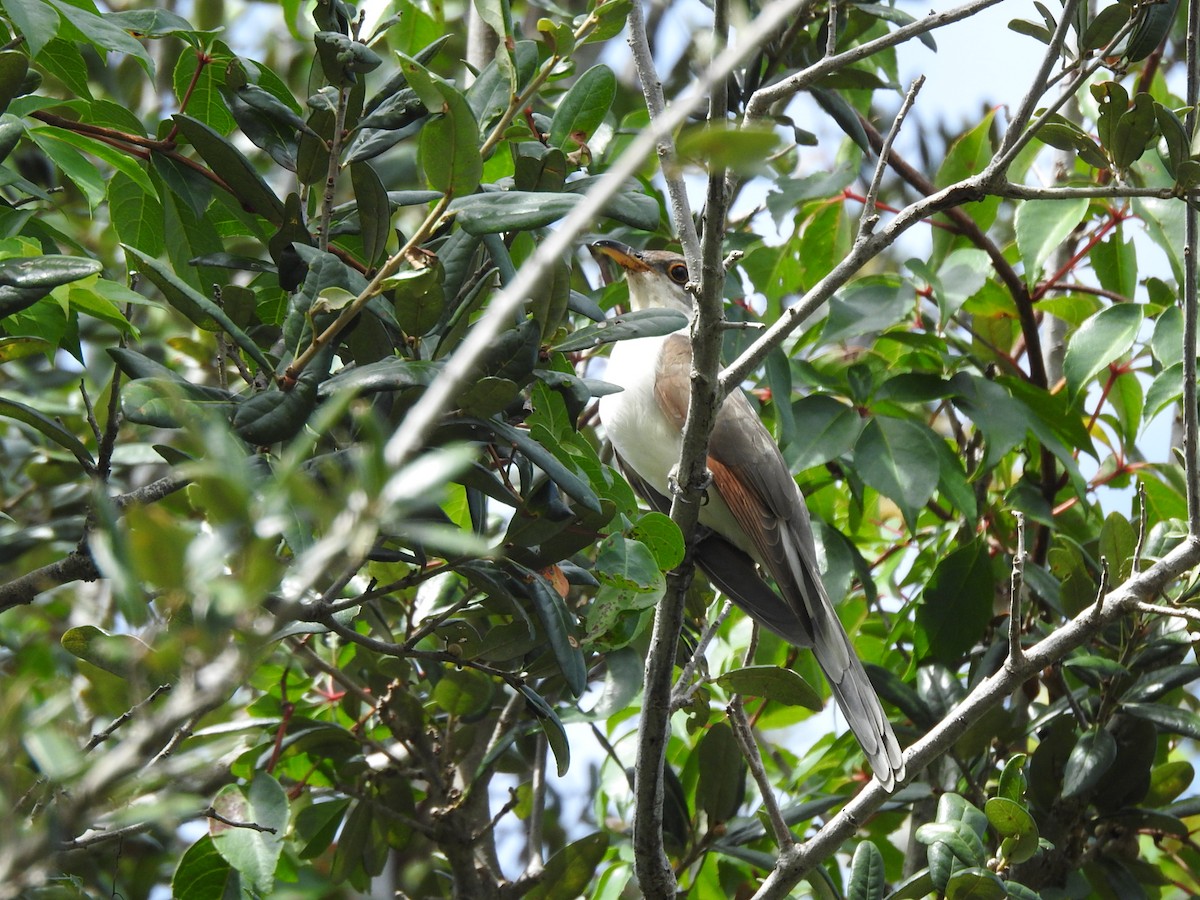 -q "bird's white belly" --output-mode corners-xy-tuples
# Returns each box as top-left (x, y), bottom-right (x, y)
(600, 335), (753, 556)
